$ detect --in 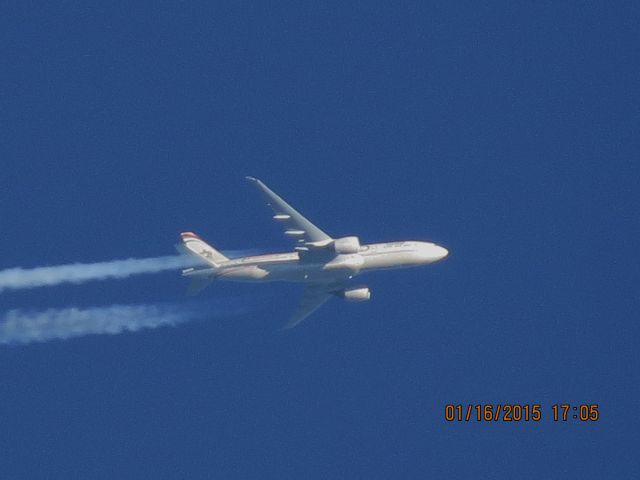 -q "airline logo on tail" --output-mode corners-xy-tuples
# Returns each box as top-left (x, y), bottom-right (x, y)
(179, 232), (229, 267)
